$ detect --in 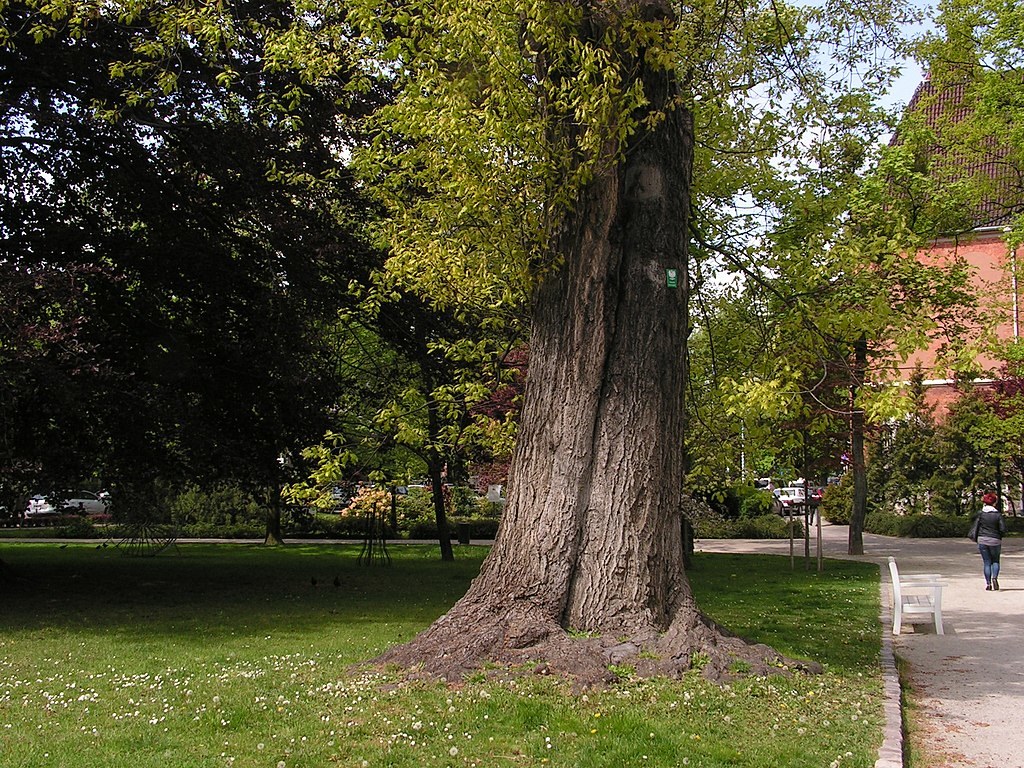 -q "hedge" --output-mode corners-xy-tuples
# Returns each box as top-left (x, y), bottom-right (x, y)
(694, 514), (805, 540)
(861, 511), (1024, 538)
